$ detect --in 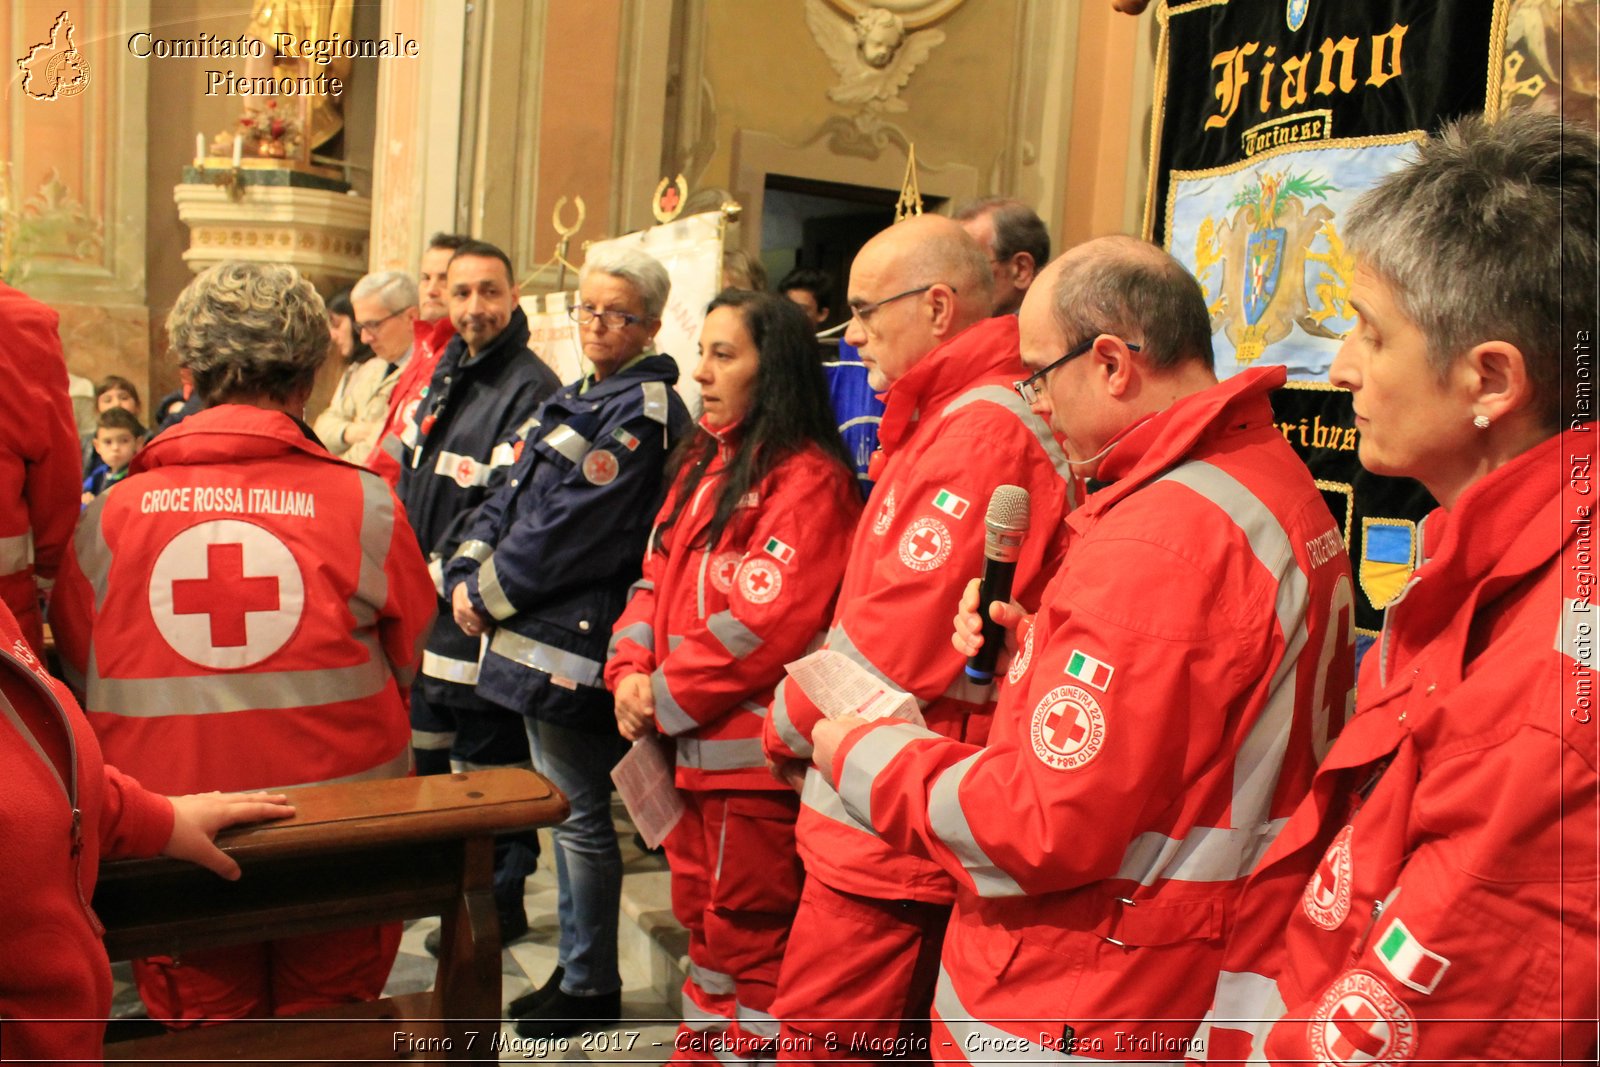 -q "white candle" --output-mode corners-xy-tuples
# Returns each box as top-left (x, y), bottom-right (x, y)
(232, 135), (242, 167)
(195, 133), (204, 166)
